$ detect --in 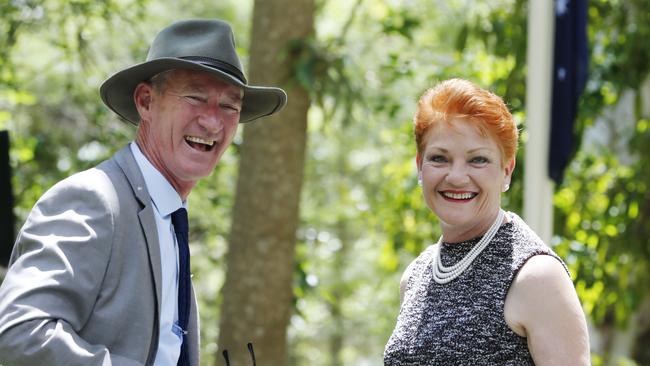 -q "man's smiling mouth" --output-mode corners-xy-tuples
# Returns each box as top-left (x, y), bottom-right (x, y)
(185, 135), (216, 152)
